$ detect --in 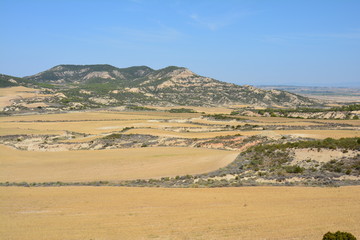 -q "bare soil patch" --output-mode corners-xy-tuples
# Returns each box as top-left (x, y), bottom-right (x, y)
(293, 148), (358, 163)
